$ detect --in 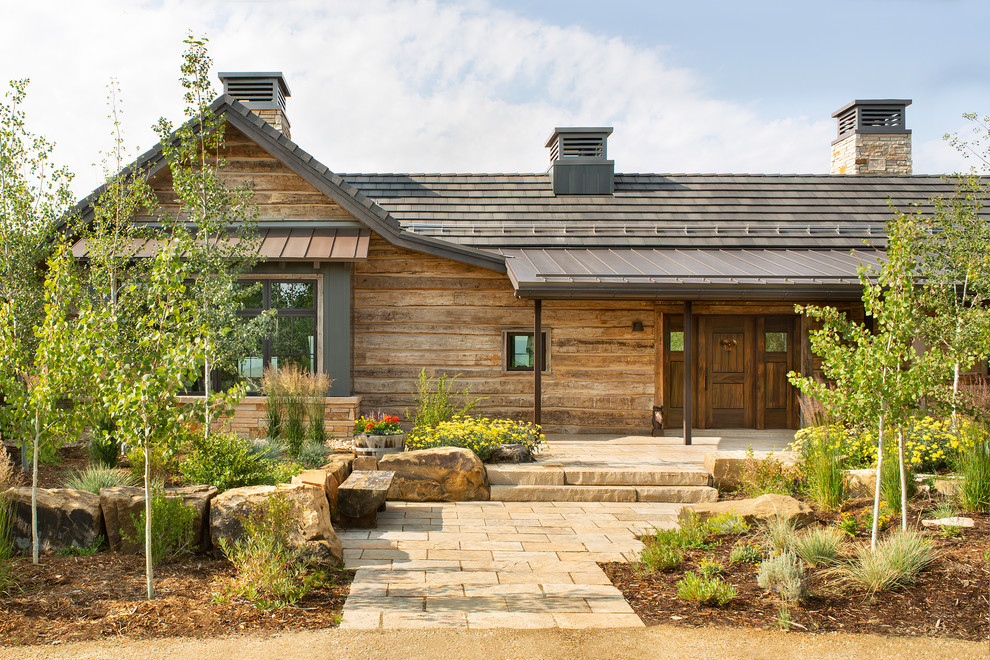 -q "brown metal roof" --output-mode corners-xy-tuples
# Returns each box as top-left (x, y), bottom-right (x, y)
(71, 227), (371, 261)
(500, 248), (882, 300)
